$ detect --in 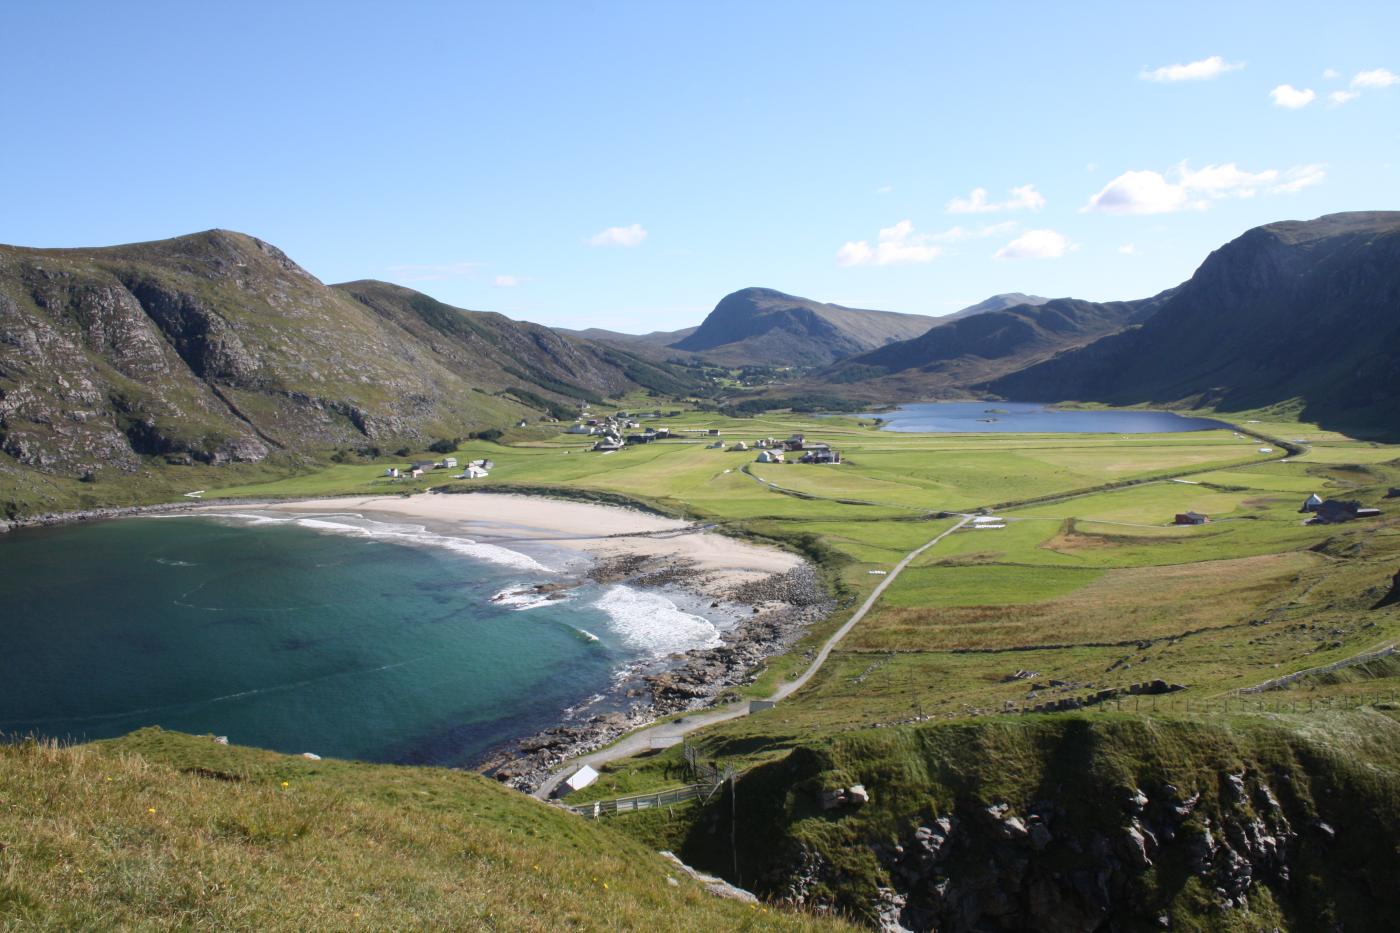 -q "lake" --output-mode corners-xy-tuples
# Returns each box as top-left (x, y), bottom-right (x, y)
(870, 401), (1230, 433)
(0, 514), (725, 766)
